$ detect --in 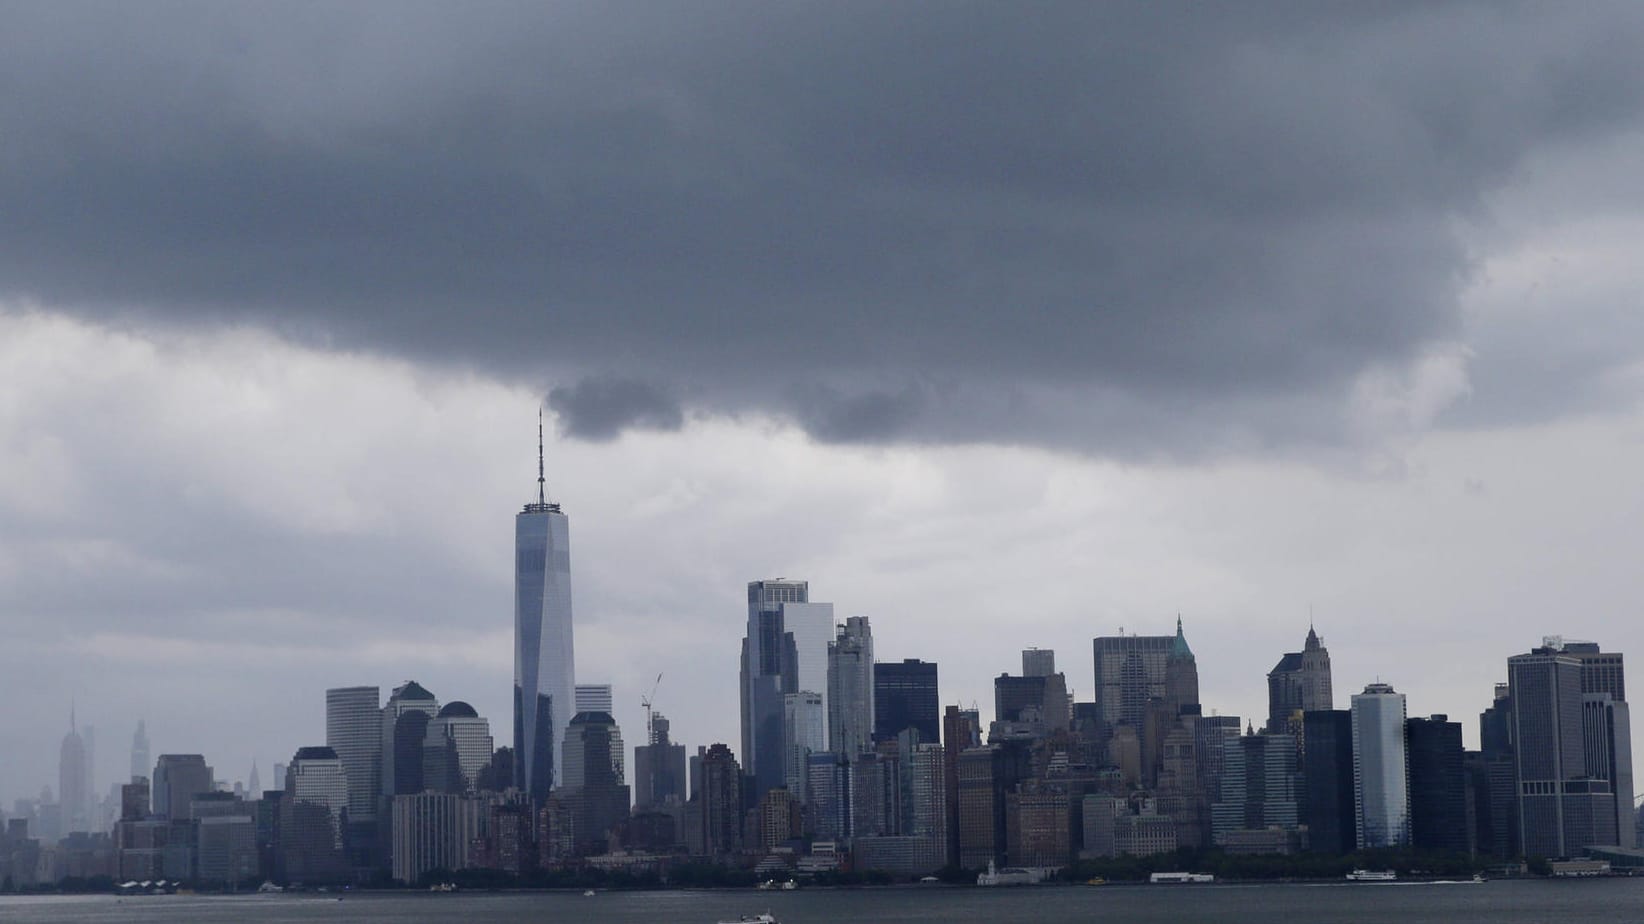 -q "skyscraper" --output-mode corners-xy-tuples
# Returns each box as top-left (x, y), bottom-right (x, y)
(325, 686), (381, 834)
(1406, 714), (1468, 853)
(423, 702), (493, 795)
(382, 681), (439, 797)
(740, 579), (832, 795)
(515, 414), (576, 801)
(130, 719), (150, 784)
(1302, 709), (1356, 854)
(1266, 626), (1333, 734)
(1351, 683), (1409, 848)
(633, 713), (687, 810)
(1092, 620), (1199, 748)
(58, 712), (89, 836)
(1509, 639), (1621, 856)
(574, 684), (623, 784)
(874, 659), (940, 744)
(152, 754), (215, 821)
(829, 616), (875, 757)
